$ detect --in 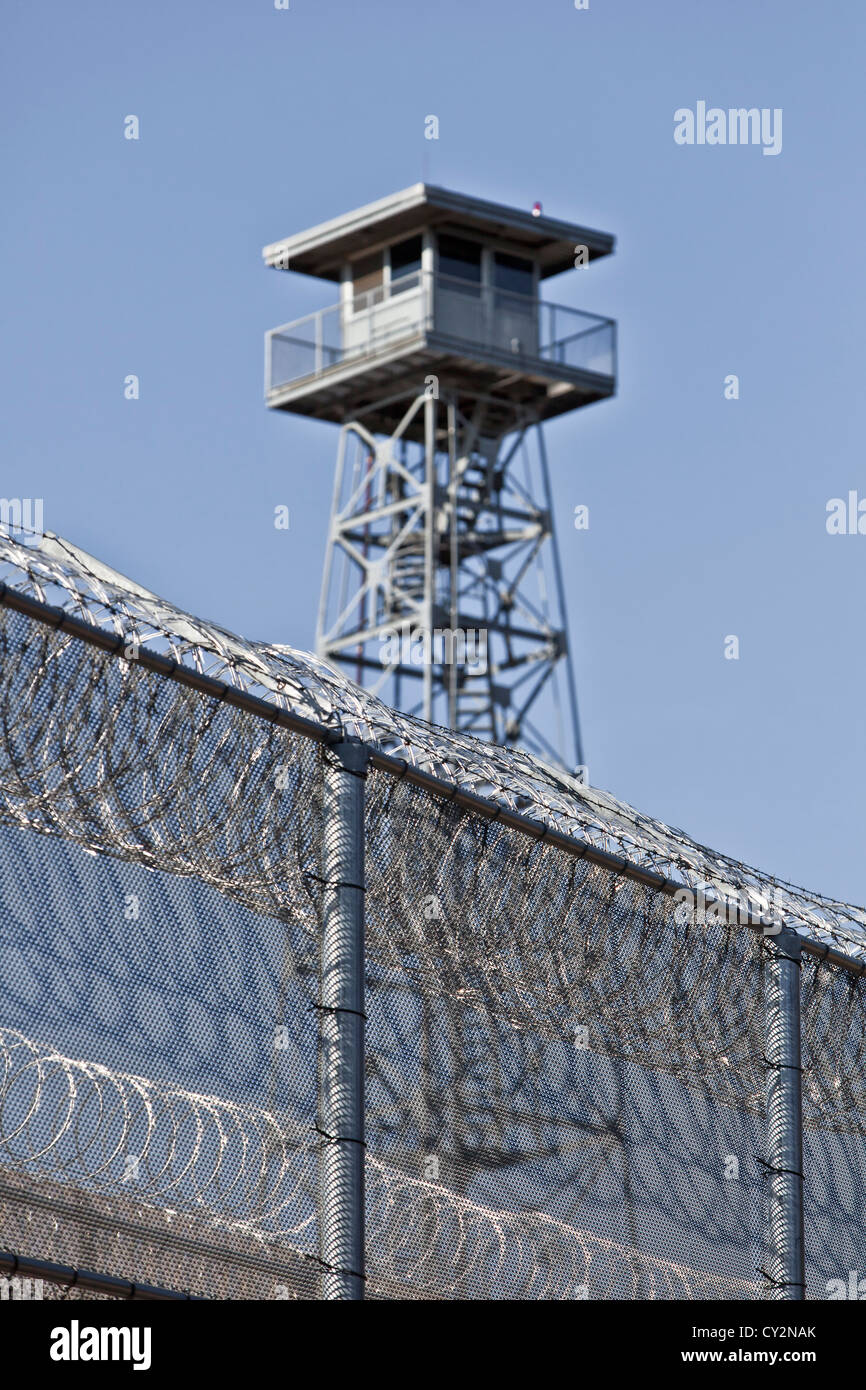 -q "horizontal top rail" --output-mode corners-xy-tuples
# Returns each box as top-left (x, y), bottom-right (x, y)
(266, 272), (612, 344)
